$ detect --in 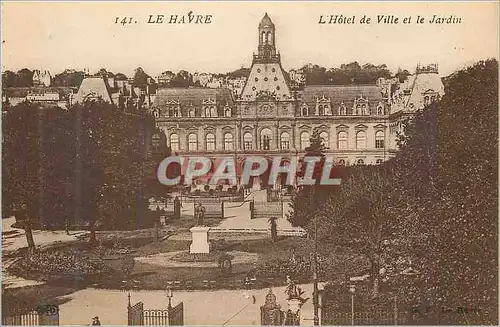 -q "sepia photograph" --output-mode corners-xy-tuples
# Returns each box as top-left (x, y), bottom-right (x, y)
(1, 1), (499, 325)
